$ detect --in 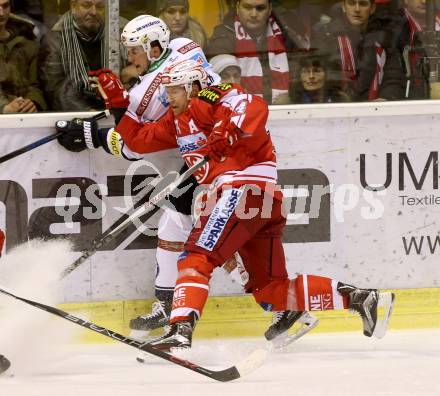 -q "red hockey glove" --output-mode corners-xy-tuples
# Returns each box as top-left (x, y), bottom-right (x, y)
(89, 68), (129, 109)
(0, 229), (5, 257)
(207, 121), (241, 162)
